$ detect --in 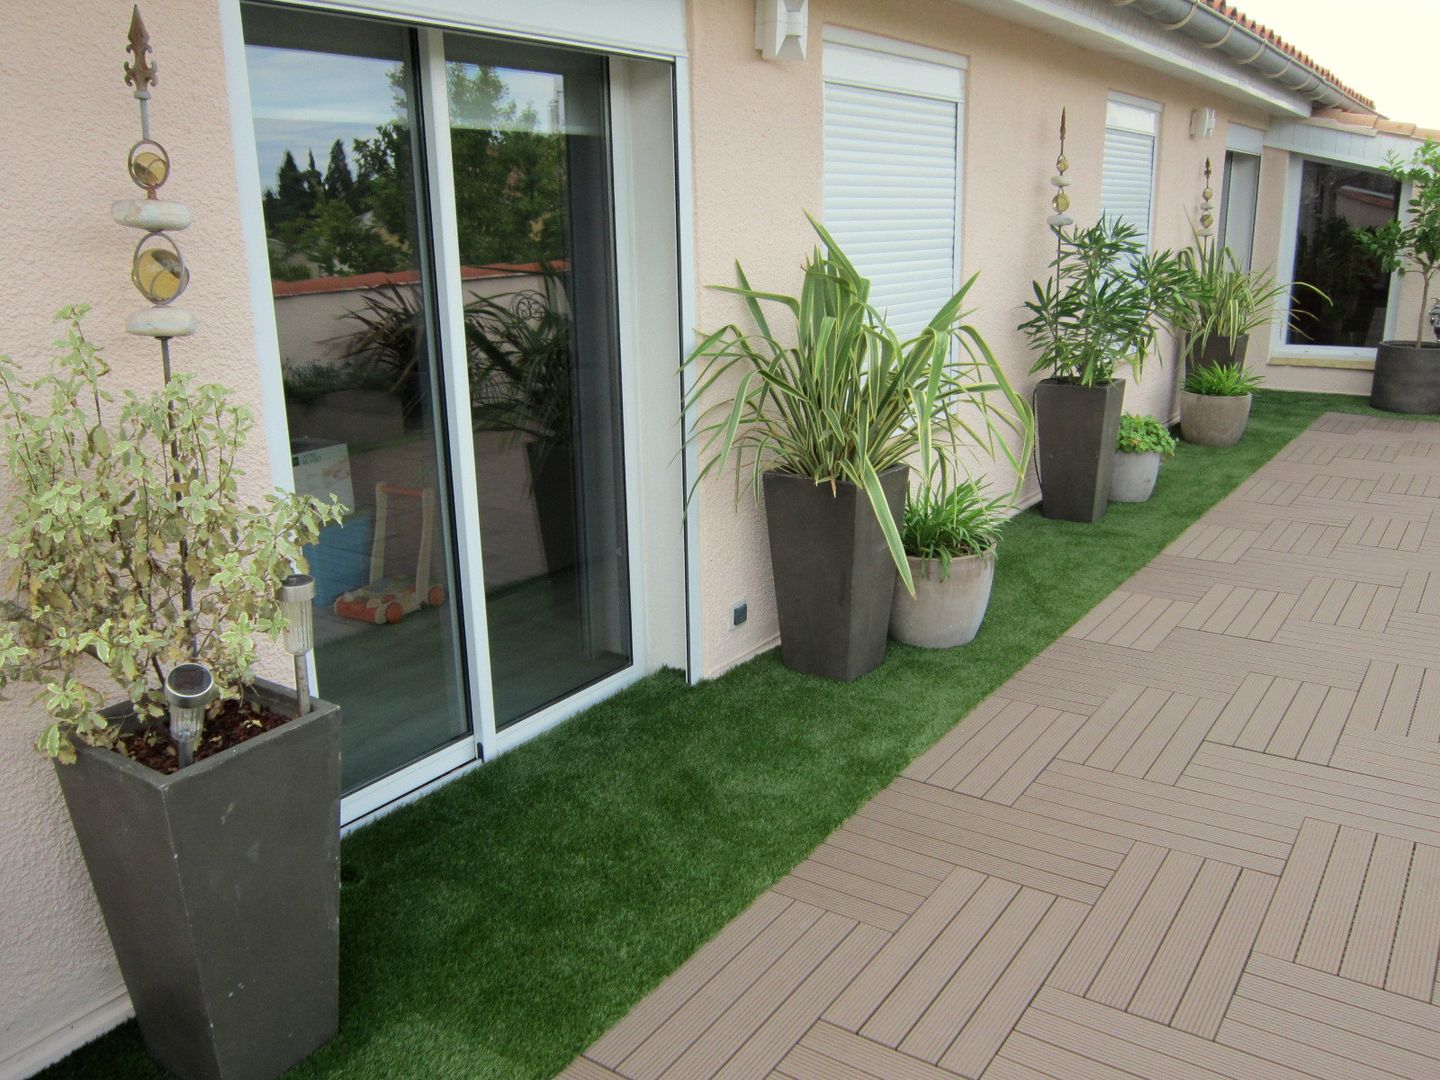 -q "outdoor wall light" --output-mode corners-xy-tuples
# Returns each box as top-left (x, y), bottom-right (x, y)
(1429, 299), (1440, 341)
(165, 662), (217, 769)
(277, 573), (317, 716)
(756, 0), (808, 61)
(1190, 107), (1217, 140)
